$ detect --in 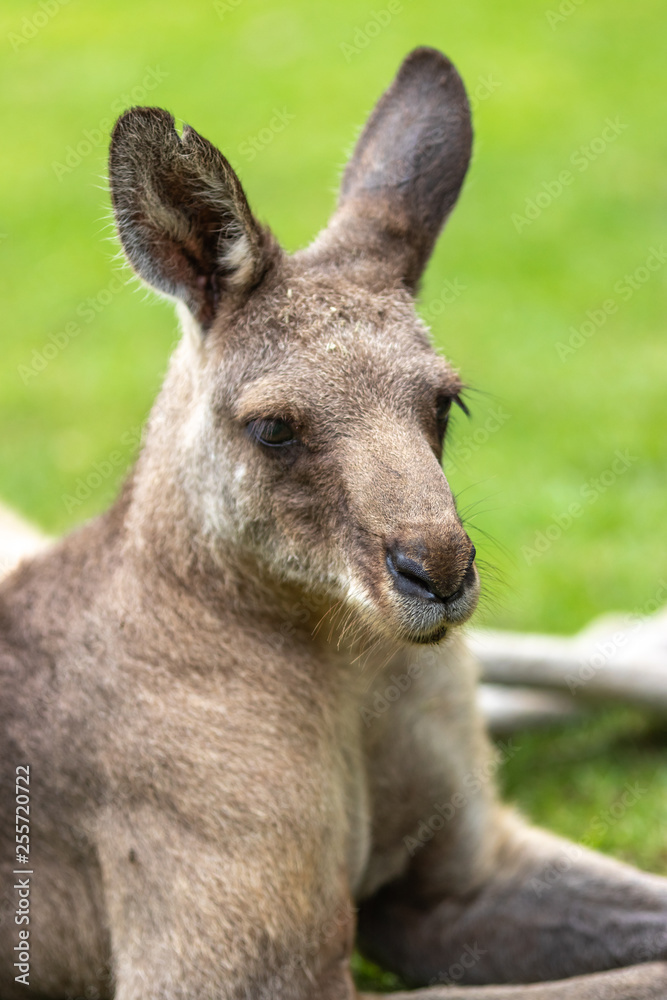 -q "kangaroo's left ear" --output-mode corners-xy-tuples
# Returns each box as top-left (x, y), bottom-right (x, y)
(306, 47), (472, 291)
(109, 107), (276, 330)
